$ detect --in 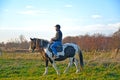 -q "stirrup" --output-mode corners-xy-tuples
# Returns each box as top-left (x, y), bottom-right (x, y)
(56, 56), (59, 58)
(55, 55), (59, 58)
